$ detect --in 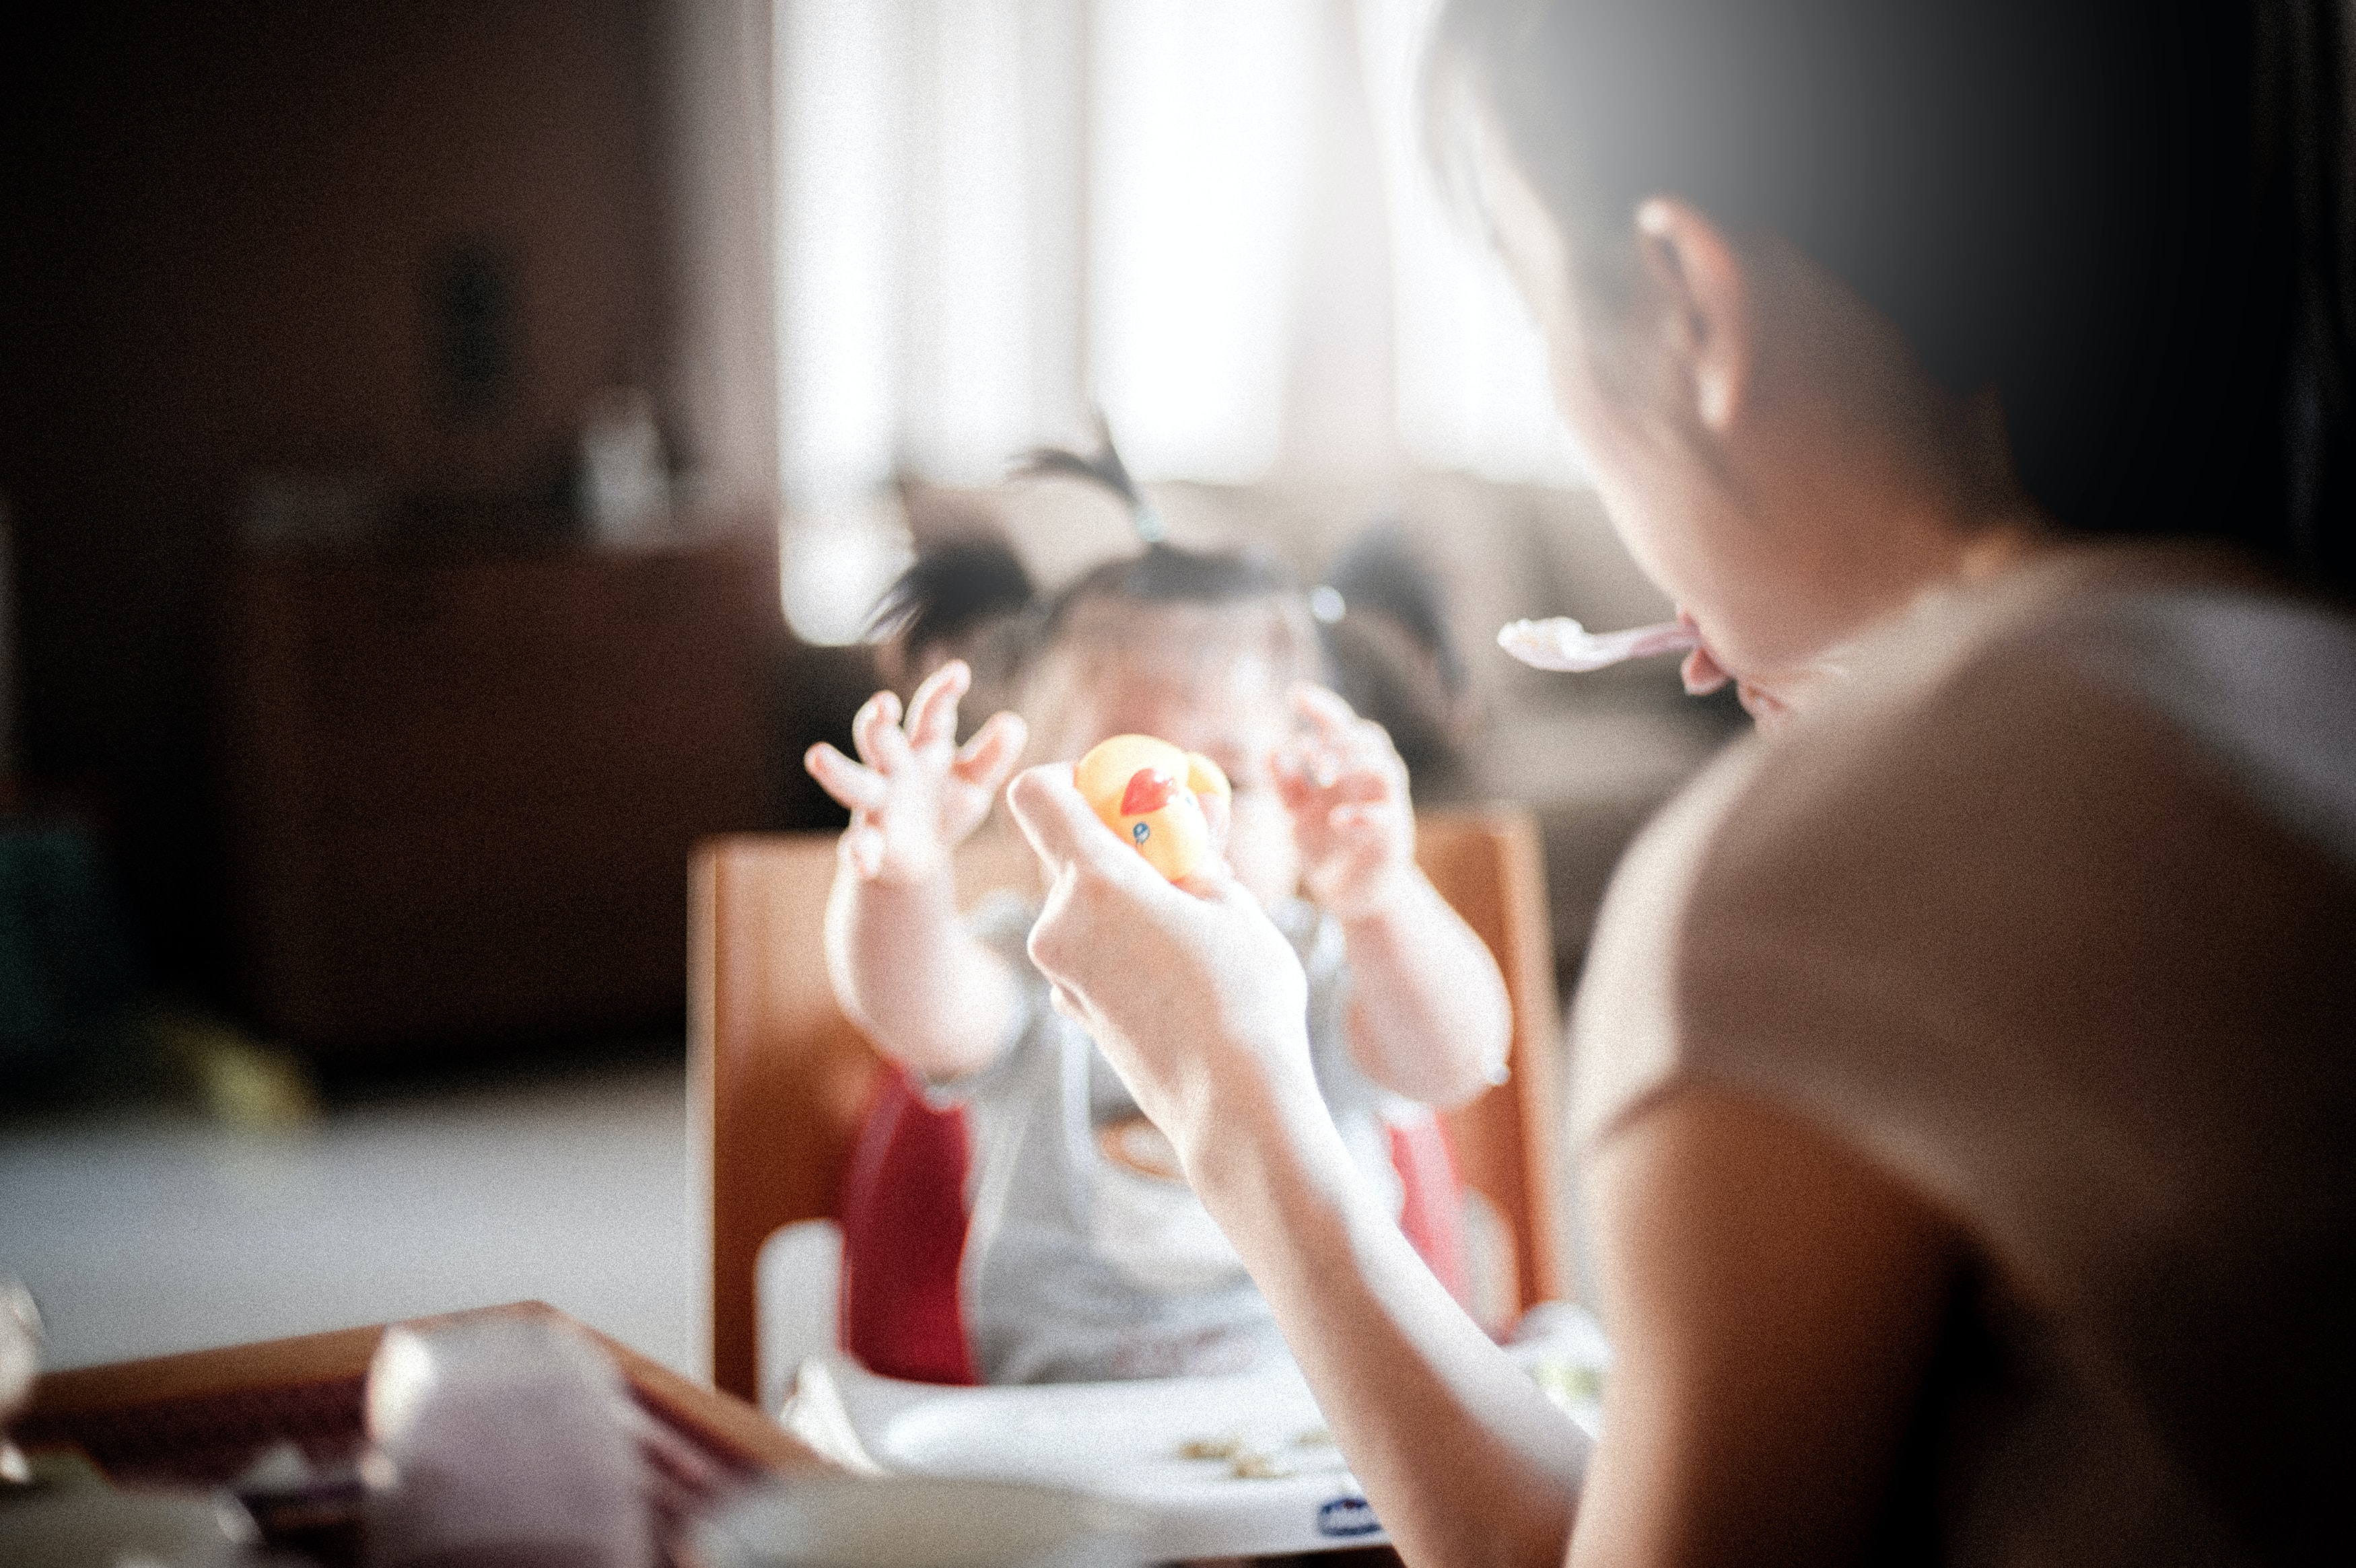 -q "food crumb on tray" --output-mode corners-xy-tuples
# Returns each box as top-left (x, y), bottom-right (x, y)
(1175, 1426), (1340, 1478)
(1177, 1435), (1244, 1461)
